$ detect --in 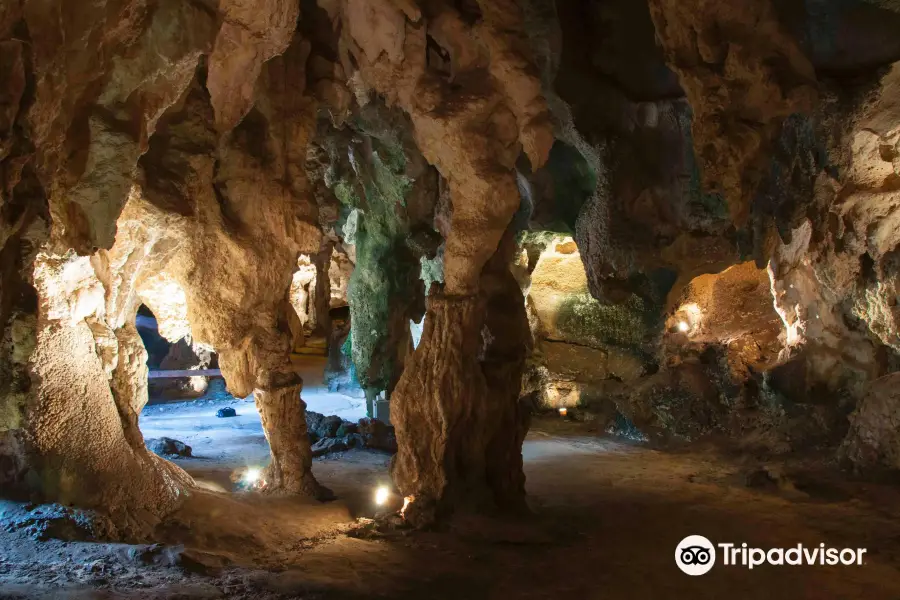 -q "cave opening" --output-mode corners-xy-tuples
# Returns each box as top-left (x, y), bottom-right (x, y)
(133, 302), (267, 490)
